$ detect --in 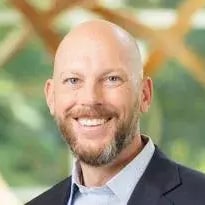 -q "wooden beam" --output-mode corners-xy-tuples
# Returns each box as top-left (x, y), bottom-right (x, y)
(45, 0), (95, 21)
(171, 0), (205, 37)
(88, 4), (158, 41)
(3, 0), (97, 67)
(178, 43), (205, 85)
(0, 27), (31, 69)
(9, 0), (61, 56)
(143, 0), (205, 84)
